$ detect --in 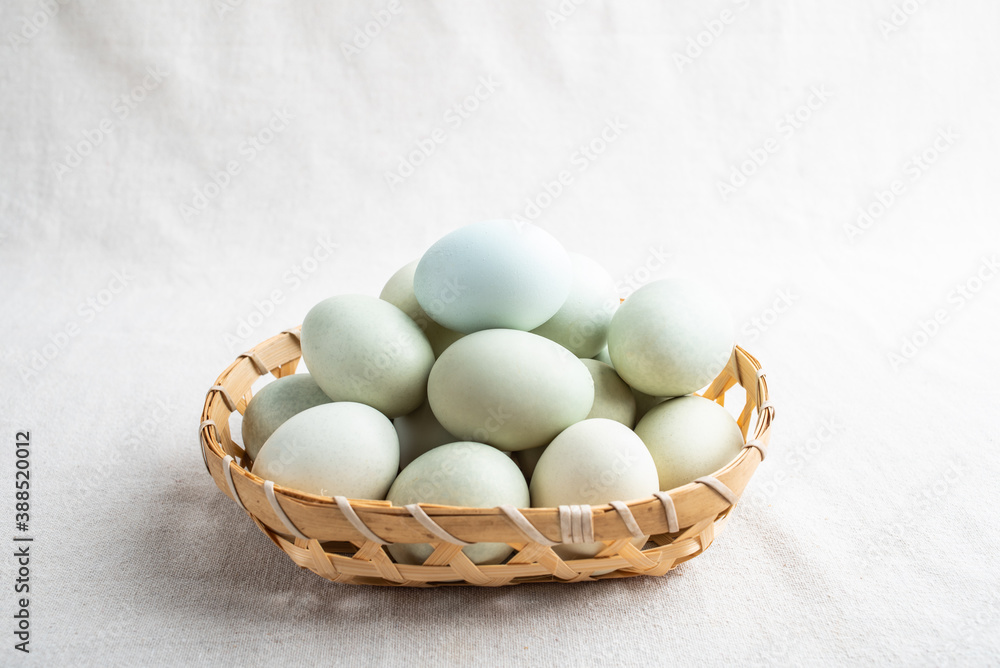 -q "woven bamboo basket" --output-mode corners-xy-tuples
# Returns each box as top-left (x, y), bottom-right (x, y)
(199, 328), (774, 587)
